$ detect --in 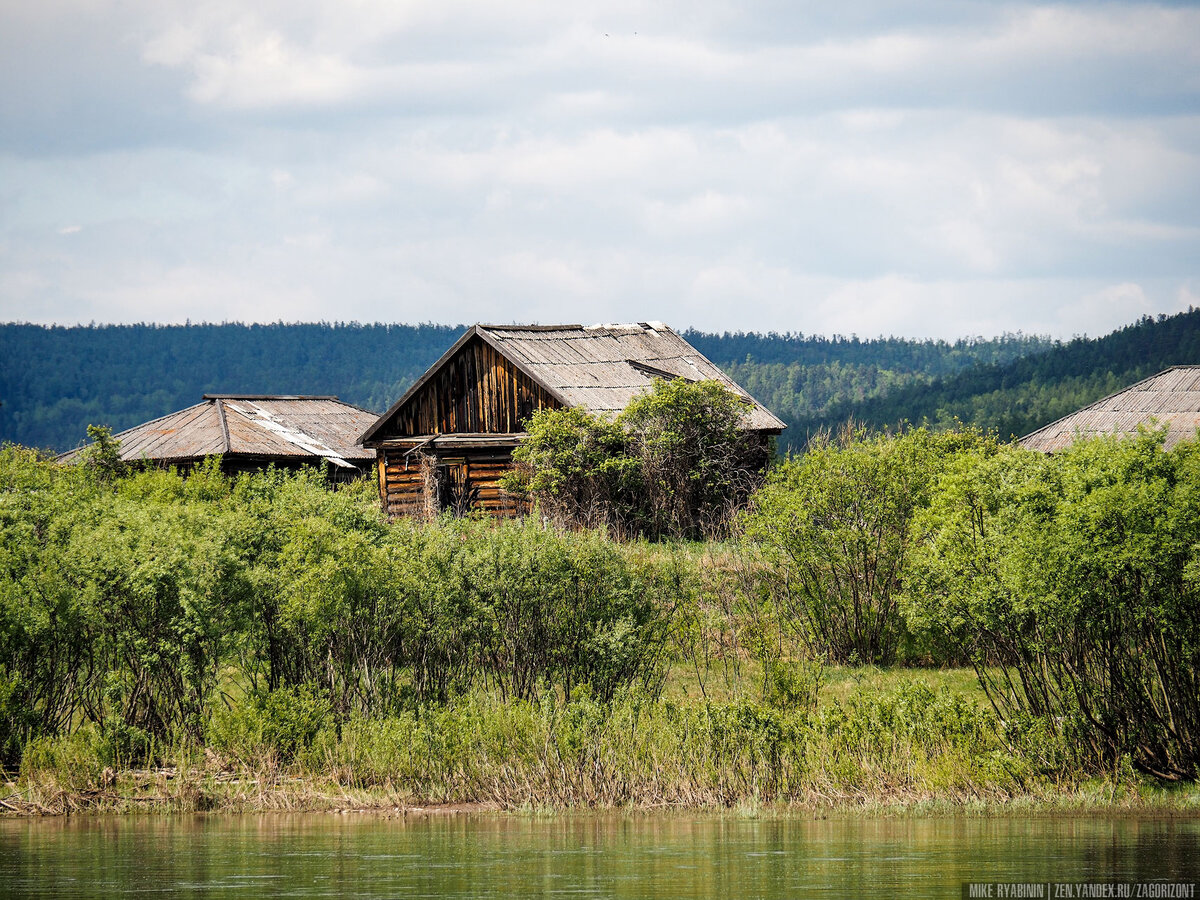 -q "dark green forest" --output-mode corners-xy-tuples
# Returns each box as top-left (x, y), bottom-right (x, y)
(0, 323), (462, 453)
(3, 310), (1200, 453)
(791, 309), (1200, 441)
